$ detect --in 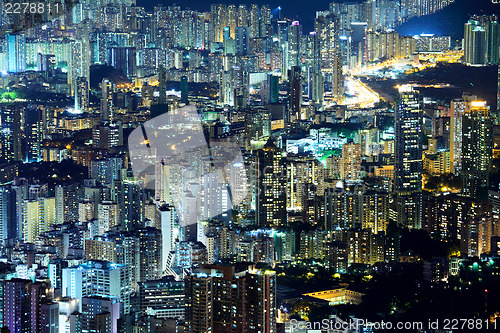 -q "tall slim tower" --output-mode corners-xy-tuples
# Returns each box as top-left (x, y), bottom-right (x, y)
(486, 19), (499, 64)
(185, 265), (276, 333)
(0, 106), (22, 162)
(6, 34), (26, 73)
(341, 142), (362, 180)
(227, 5), (237, 39)
(75, 77), (89, 112)
(288, 66), (302, 122)
(237, 5), (248, 27)
(24, 107), (43, 163)
(136, 227), (163, 281)
(497, 58), (500, 120)
(255, 140), (287, 227)
(450, 94), (478, 171)
(288, 21), (301, 68)
(464, 20), (487, 65)
(394, 86), (423, 229)
(0, 185), (16, 244)
(249, 5), (260, 38)
(100, 78), (113, 121)
(461, 100), (492, 199)
(180, 76), (188, 104)
(260, 5), (271, 38)
(210, 4), (227, 43)
(333, 53), (343, 98)
(3, 279), (31, 333)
